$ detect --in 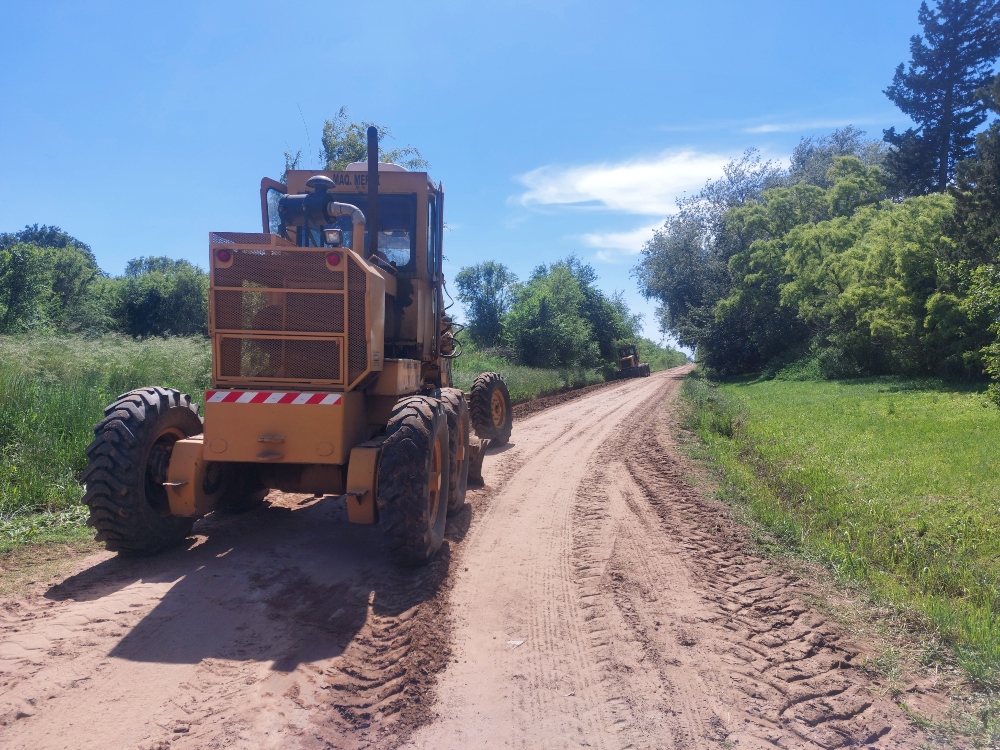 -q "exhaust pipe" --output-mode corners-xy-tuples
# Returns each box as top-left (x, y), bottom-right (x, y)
(326, 202), (366, 255)
(367, 125), (379, 260)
